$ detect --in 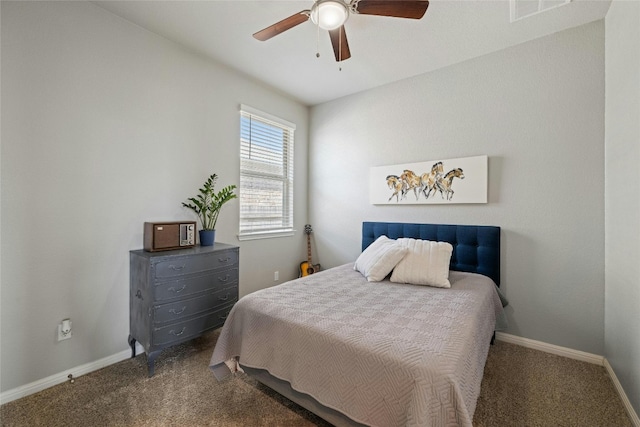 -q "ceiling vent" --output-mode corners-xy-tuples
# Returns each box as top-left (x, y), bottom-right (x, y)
(510, 0), (571, 22)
